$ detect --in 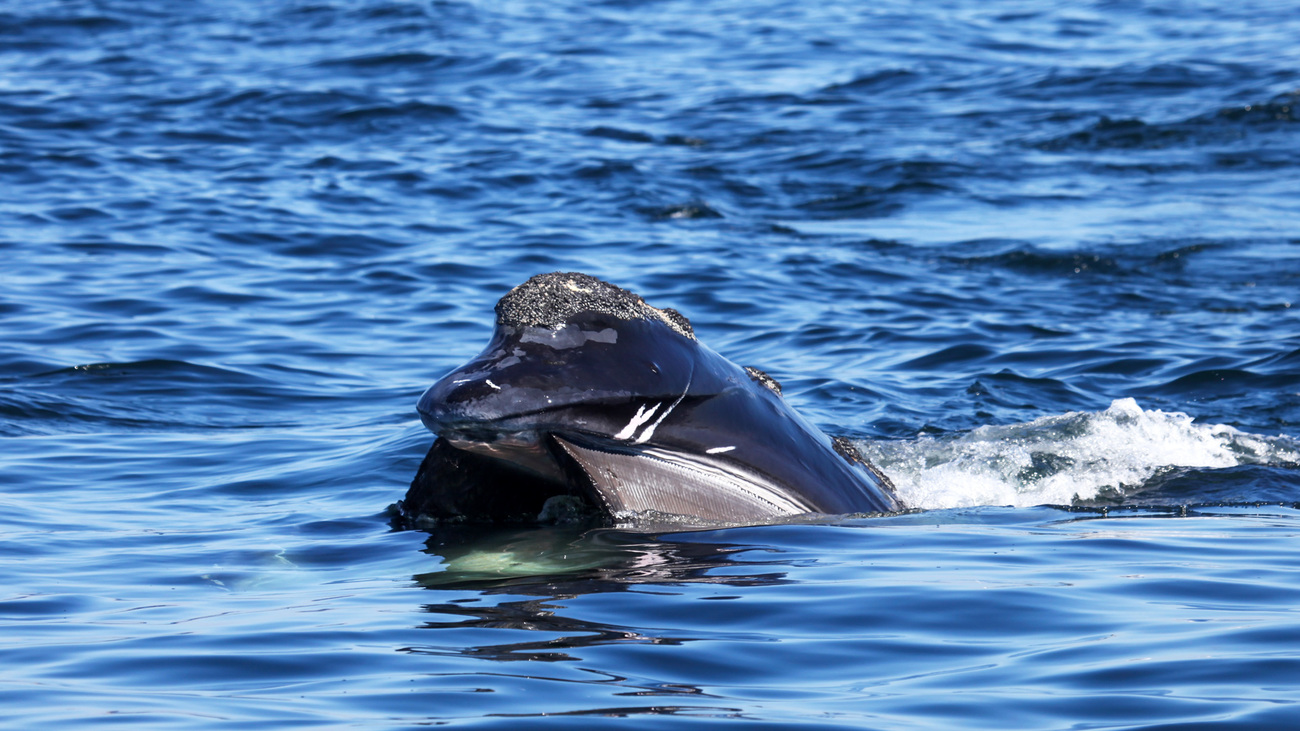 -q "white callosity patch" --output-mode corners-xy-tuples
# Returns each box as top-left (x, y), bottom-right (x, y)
(494, 348), (527, 369)
(519, 324), (618, 350)
(856, 398), (1300, 510)
(615, 402), (662, 441)
(706, 446), (736, 454)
